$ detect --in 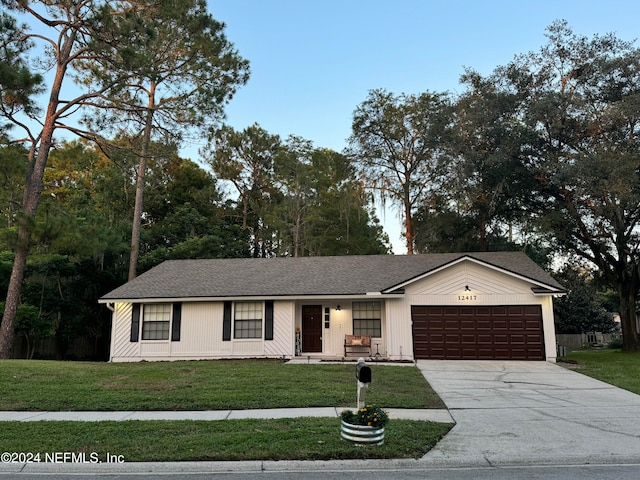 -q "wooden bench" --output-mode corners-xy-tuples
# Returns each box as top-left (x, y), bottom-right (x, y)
(344, 334), (371, 357)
